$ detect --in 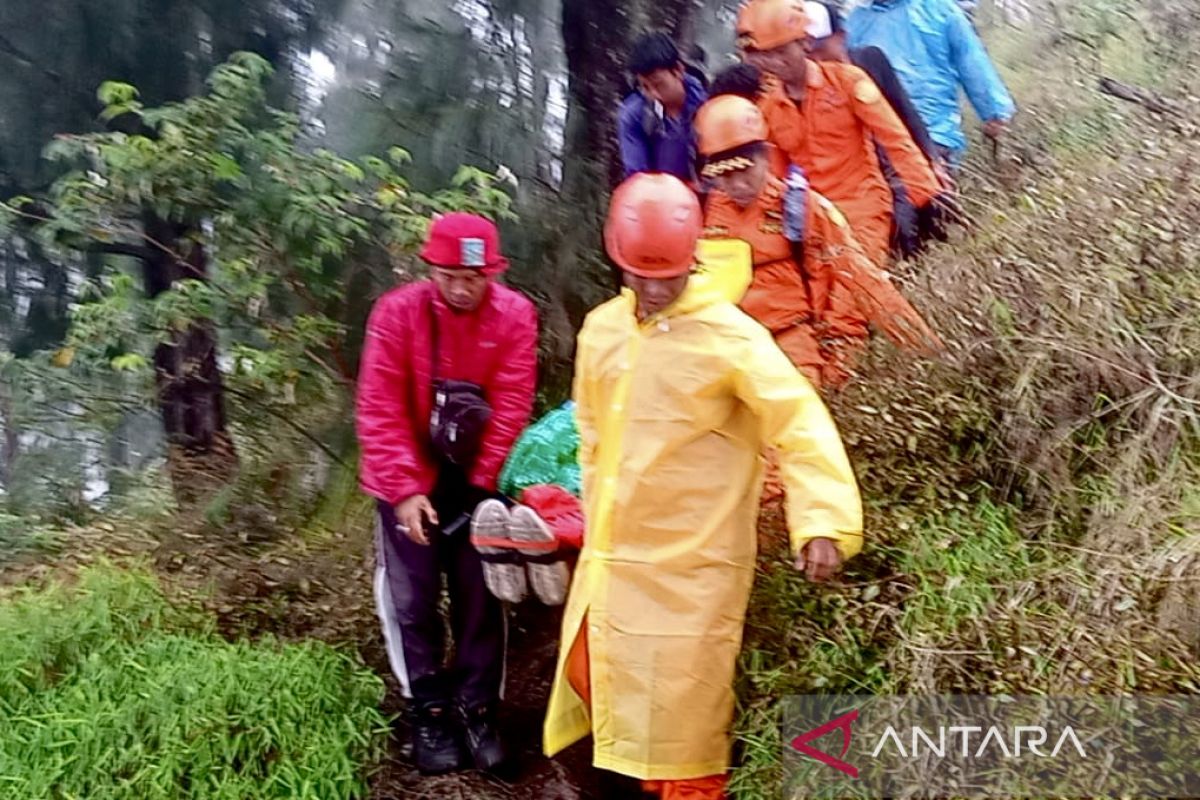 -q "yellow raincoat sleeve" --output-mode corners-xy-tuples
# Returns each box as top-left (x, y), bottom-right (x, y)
(731, 323), (865, 560)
